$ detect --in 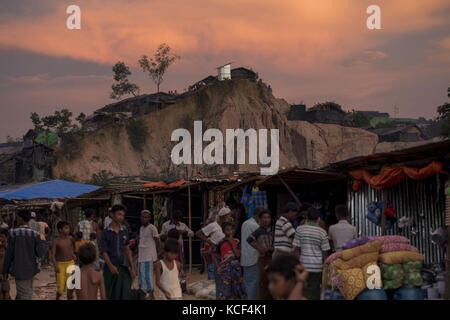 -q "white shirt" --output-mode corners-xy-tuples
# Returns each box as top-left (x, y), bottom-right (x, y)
(160, 220), (194, 250)
(104, 216), (112, 229)
(138, 224), (159, 262)
(240, 217), (260, 267)
(201, 221), (225, 245)
(328, 220), (358, 252)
